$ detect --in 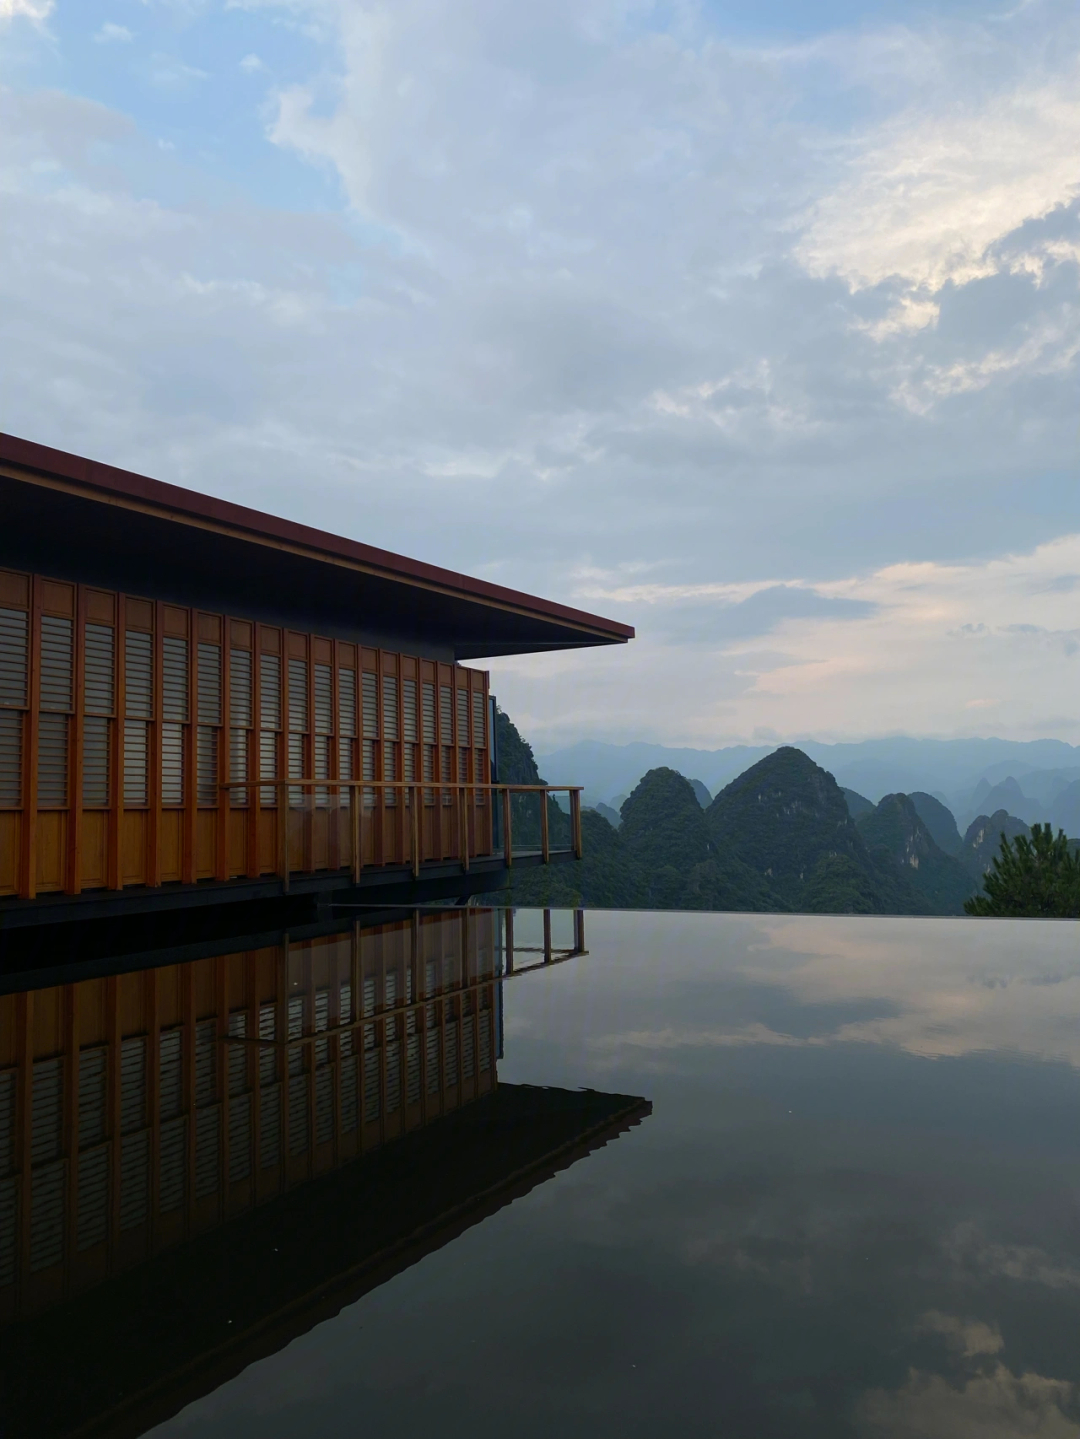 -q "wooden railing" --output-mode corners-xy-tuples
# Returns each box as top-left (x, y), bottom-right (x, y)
(221, 780), (584, 891)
